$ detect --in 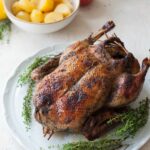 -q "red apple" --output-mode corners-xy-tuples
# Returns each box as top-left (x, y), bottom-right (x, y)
(80, 0), (93, 6)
